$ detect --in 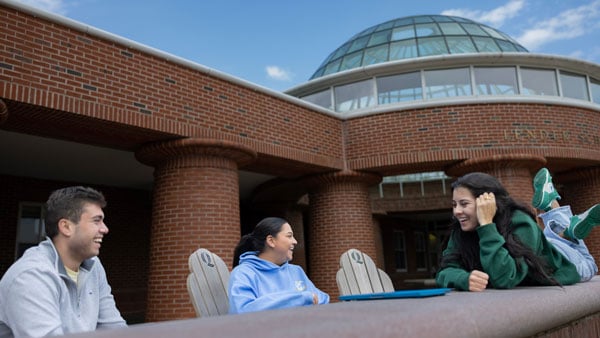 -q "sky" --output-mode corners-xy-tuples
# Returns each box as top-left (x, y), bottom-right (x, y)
(12, 0), (600, 92)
